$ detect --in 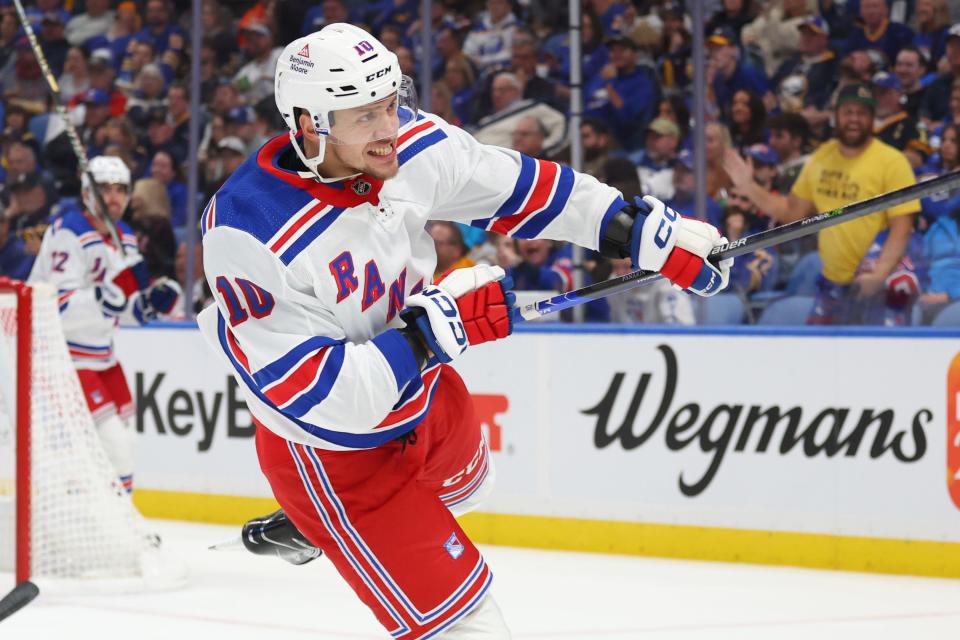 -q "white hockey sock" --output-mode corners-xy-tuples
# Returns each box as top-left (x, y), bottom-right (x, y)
(98, 413), (135, 491)
(436, 594), (511, 639)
